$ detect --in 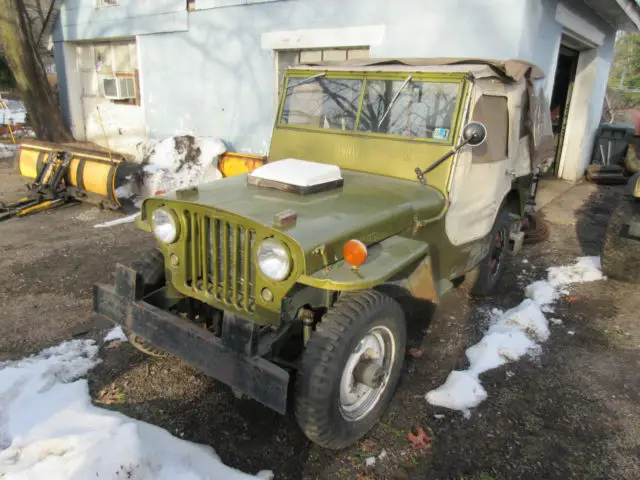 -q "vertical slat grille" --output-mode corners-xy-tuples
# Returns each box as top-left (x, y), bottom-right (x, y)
(190, 212), (199, 289)
(243, 228), (250, 310)
(232, 225), (240, 307)
(200, 215), (209, 294)
(183, 209), (256, 312)
(222, 221), (229, 302)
